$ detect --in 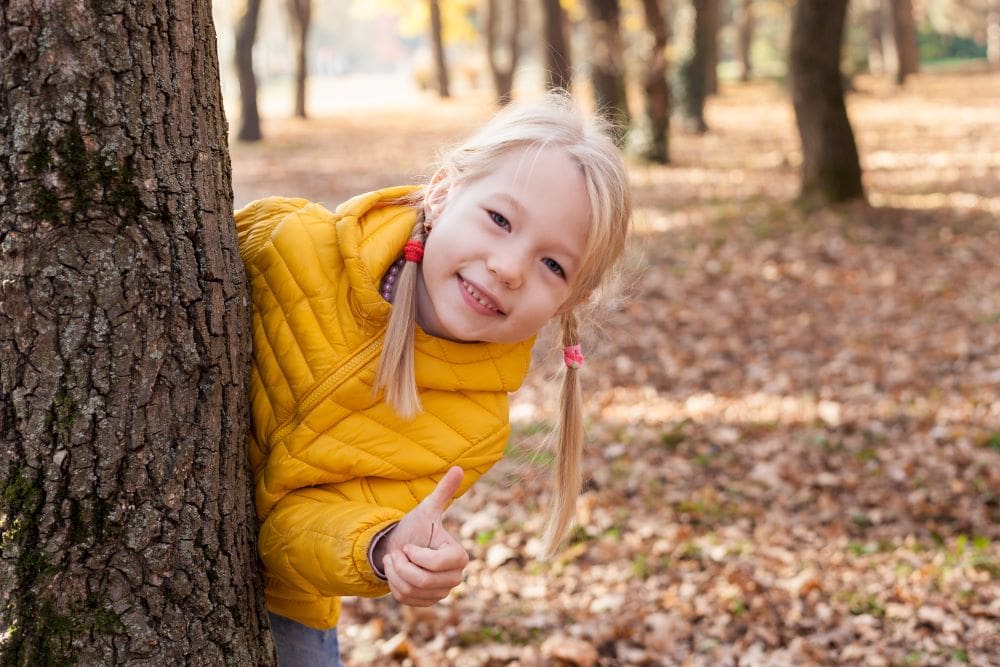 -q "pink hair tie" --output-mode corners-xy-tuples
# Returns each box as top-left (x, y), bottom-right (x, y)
(403, 240), (424, 263)
(563, 344), (584, 369)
